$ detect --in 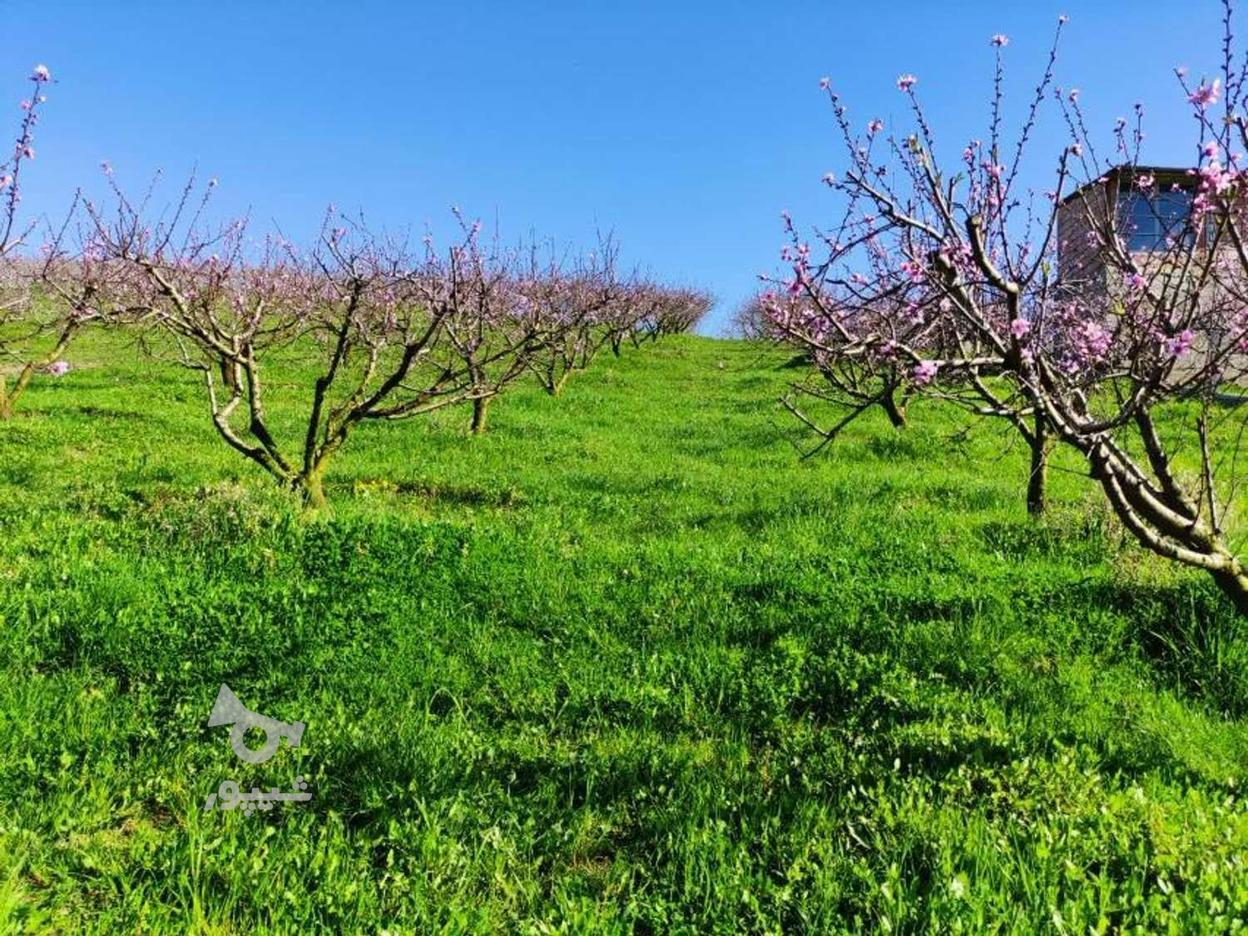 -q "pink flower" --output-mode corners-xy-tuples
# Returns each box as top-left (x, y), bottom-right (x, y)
(900, 259), (925, 283)
(1076, 321), (1112, 362)
(1204, 140), (1220, 160)
(821, 172), (836, 186)
(1127, 272), (1147, 290)
(1189, 79), (1221, 109)
(912, 360), (939, 386)
(896, 74), (917, 92)
(1058, 14), (1069, 24)
(1010, 318), (1031, 338)
(46, 360), (70, 377)
(30, 64), (50, 82)
(990, 34), (1009, 47)
(819, 77), (830, 90)
(1068, 89), (1080, 103)
(1166, 329), (1195, 357)
(867, 119), (884, 135)
(1136, 173), (1155, 190)
(0, 175), (10, 189)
